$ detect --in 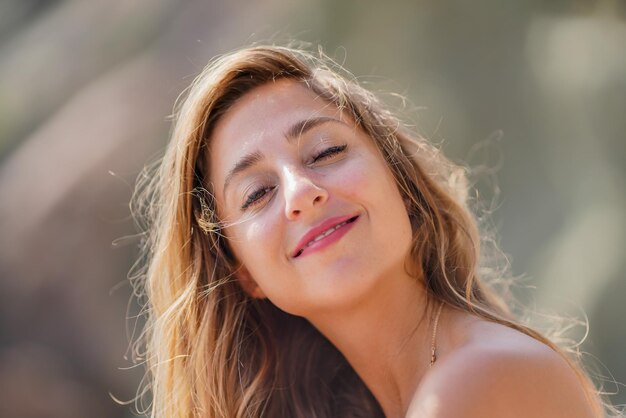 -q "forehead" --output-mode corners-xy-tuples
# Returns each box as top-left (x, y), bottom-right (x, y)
(208, 79), (345, 182)
(213, 79), (341, 144)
